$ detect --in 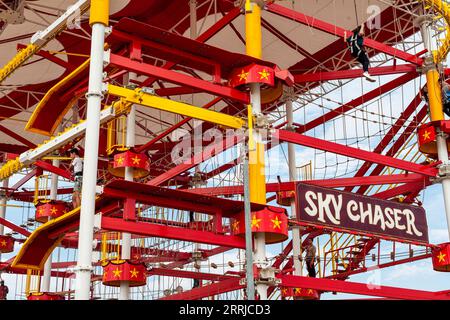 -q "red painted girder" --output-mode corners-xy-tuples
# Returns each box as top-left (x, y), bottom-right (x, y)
(159, 277), (244, 300)
(297, 72), (419, 134)
(357, 104), (429, 194)
(344, 92), (424, 192)
(0, 124), (36, 148)
(294, 64), (418, 83)
(329, 253), (432, 280)
(142, 7), (241, 87)
(8, 168), (38, 195)
(0, 217), (31, 237)
(266, 3), (423, 66)
(109, 53), (250, 103)
(35, 160), (73, 181)
(147, 268), (239, 282)
(187, 173), (428, 196)
(101, 217), (246, 249)
(136, 97), (222, 153)
(275, 129), (437, 177)
(148, 134), (243, 186)
(277, 275), (449, 300)
(372, 181), (431, 200)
